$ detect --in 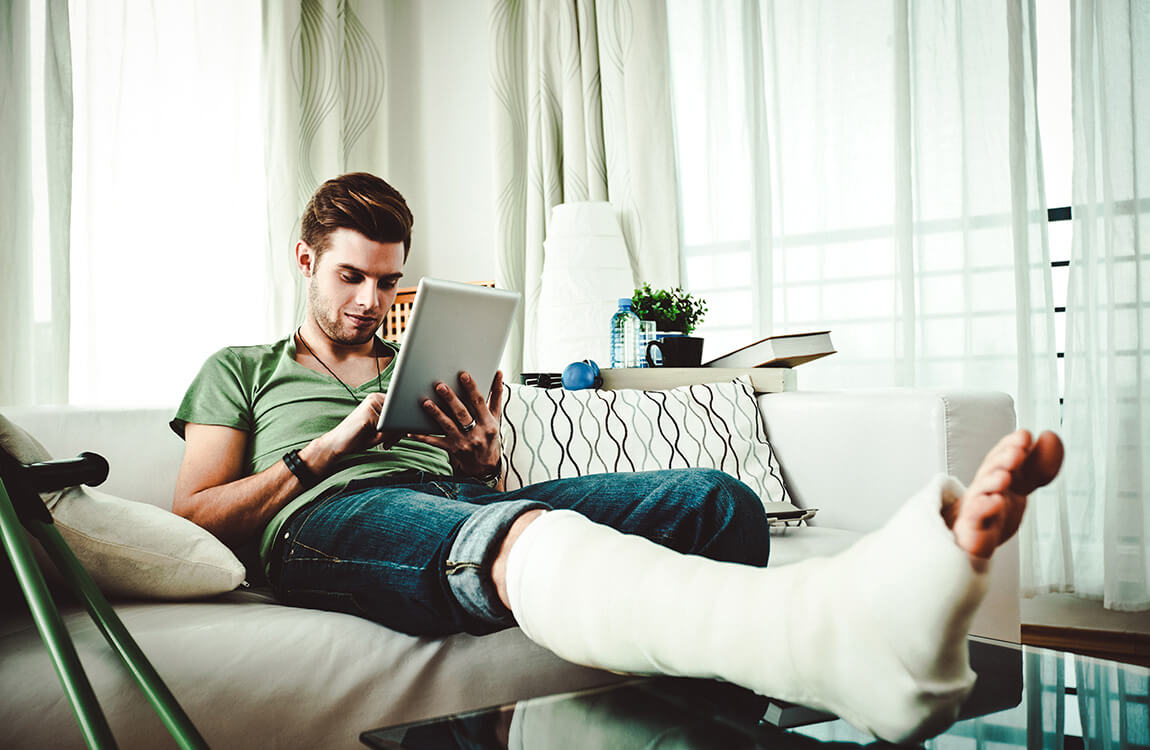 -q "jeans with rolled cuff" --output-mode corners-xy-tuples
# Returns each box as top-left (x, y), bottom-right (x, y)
(269, 468), (770, 637)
